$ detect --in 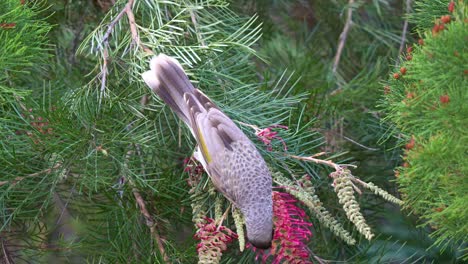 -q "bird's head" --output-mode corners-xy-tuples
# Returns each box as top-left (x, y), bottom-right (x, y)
(244, 203), (273, 249)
